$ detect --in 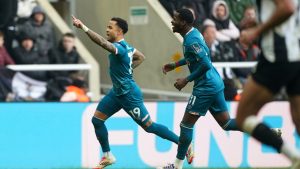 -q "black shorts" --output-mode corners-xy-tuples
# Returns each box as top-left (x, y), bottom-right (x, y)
(252, 58), (300, 95)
